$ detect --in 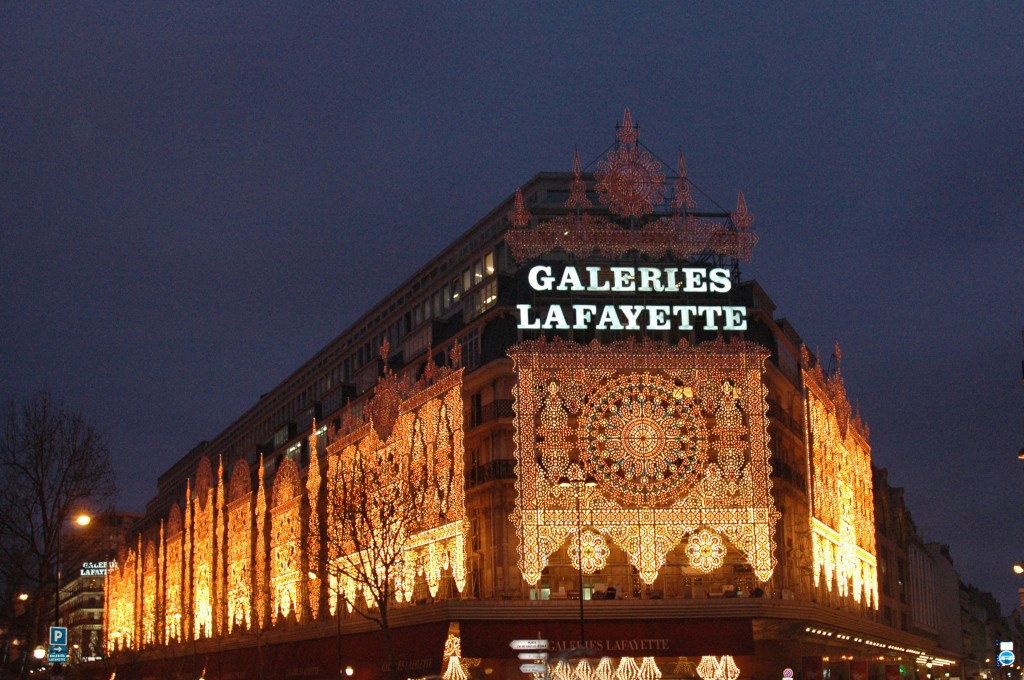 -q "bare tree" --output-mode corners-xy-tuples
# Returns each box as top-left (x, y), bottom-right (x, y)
(325, 421), (428, 680)
(0, 391), (118, 664)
